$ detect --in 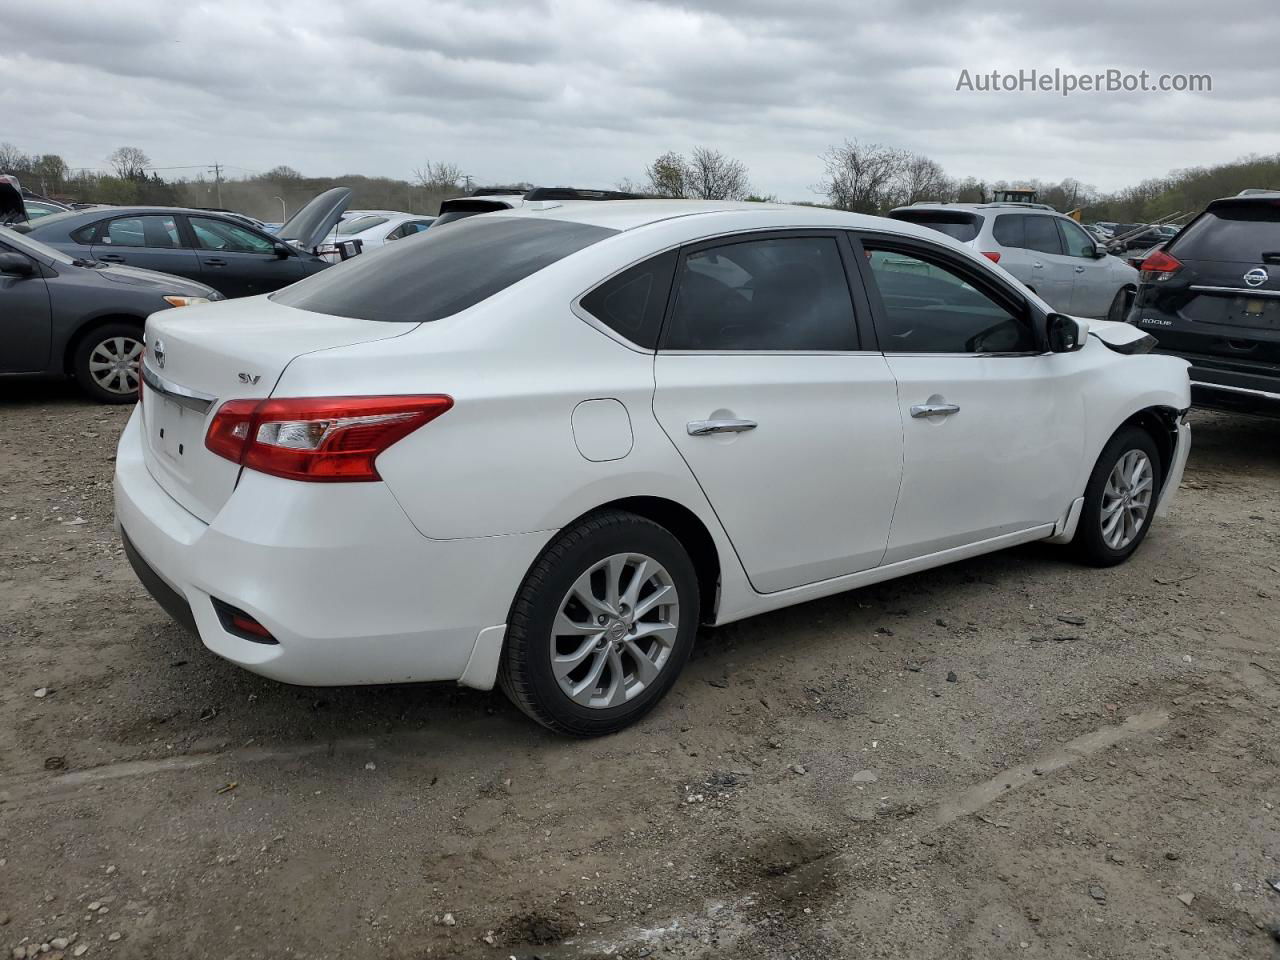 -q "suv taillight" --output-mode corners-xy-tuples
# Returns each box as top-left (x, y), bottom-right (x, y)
(1139, 250), (1182, 282)
(206, 395), (453, 482)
